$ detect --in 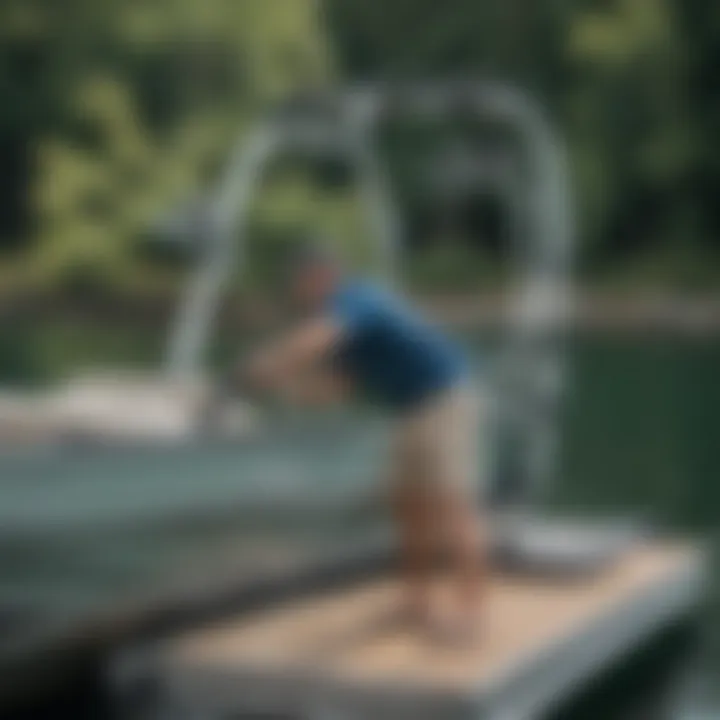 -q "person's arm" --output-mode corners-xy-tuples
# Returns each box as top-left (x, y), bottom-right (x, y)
(245, 317), (344, 390)
(280, 366), (352, 406)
